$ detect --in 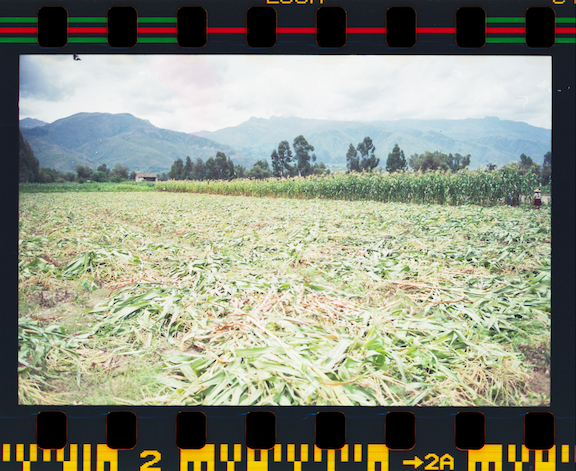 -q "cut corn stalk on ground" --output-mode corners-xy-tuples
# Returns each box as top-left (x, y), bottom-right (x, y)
(18, 189), (550, 406)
